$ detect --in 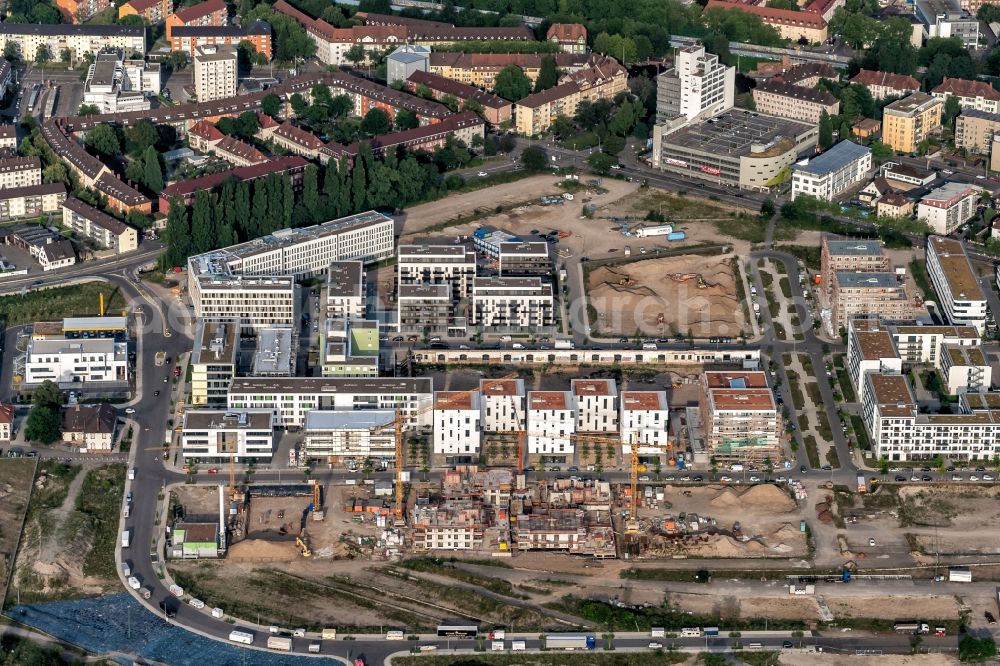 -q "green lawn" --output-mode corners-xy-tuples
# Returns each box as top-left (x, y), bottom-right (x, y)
(0, 282), (124, 328)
